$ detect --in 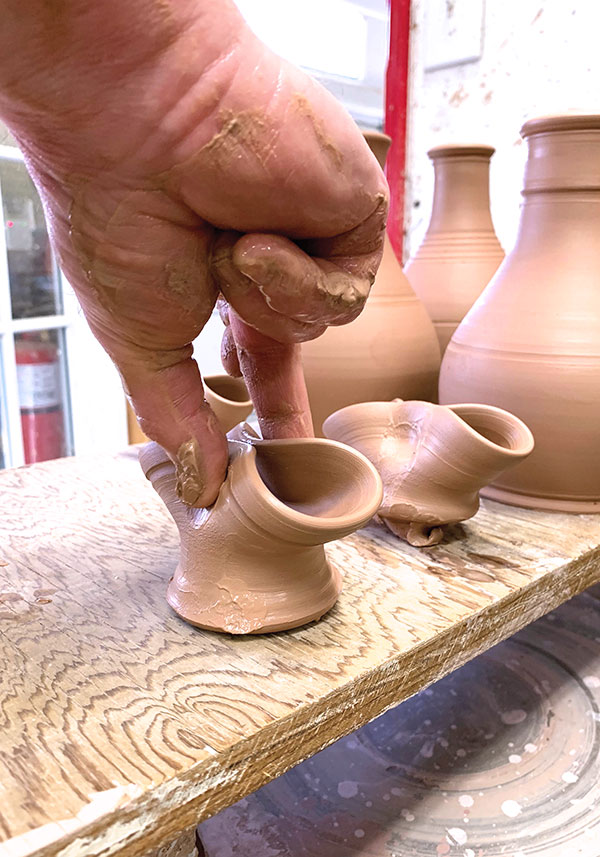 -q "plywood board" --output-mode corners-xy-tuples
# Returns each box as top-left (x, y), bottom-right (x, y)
(0, 449), (598, 857)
